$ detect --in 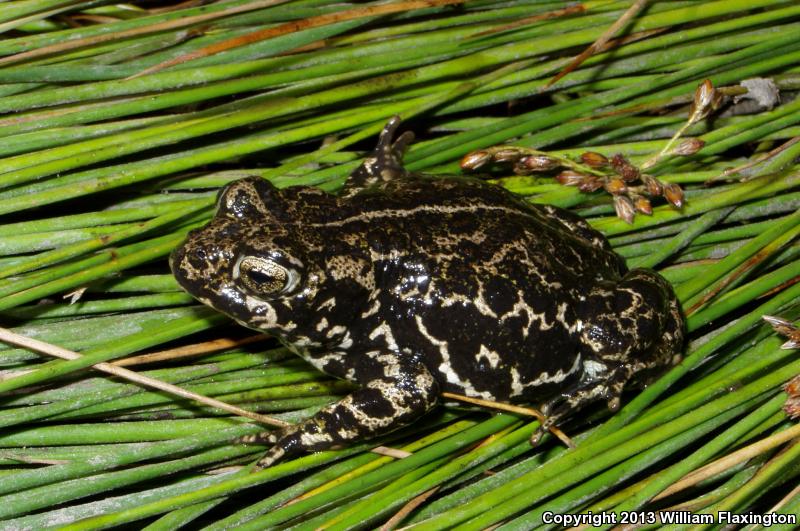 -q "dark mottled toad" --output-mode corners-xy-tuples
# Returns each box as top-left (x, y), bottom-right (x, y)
(170, 118), (684, 467)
